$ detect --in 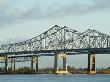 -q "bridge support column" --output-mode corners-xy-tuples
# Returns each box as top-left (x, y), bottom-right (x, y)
(11, 58), (13, 70)
(5, 55), (8, 73)
(54, 54), (58, 72)
(88, 54), (96, 74)
(14, 59), (16, 71)
(54, 52), (68, 74)
(31, 56), (34, 70)
(11, 58), (16, 71)
(31, 56), (38, 72)
(63, 56), (67, 71)
(36, 57), (38, 72)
